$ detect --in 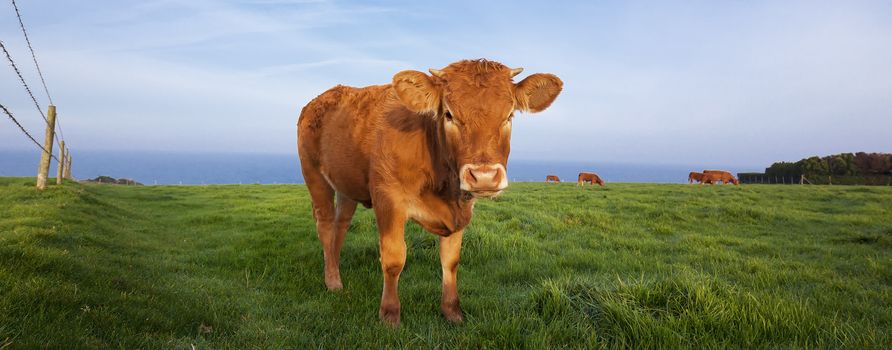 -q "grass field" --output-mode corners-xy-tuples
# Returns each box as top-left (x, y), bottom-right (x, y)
(1, 177), (891, 348)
